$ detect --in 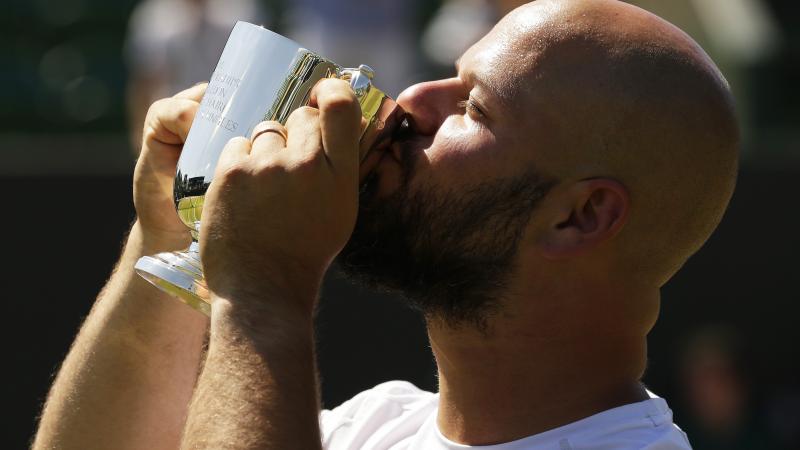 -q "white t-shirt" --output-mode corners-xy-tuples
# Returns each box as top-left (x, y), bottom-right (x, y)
(320, 381), (692, 449)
